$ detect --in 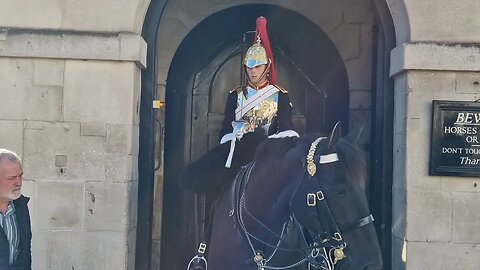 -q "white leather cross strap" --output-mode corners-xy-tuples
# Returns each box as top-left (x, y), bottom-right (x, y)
(319, 153), (339, 164)
(235, 85), (279, 120)
(224, 138), (237, 168)
(221, 129), (299, 168)
(268, 130), (299, 138)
